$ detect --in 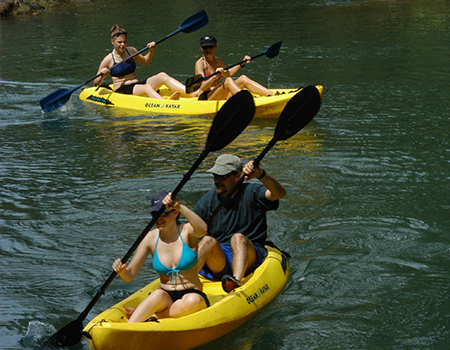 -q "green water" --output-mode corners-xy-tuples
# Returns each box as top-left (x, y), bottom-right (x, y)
(1, 0), (449, 349)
